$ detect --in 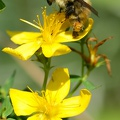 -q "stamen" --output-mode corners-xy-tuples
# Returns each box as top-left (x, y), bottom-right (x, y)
(33, 15), (43, 30)
(27, 86), (44, 106)
(20, 18), (41, 30)
(27, 86), (34, 92)
(37, 15), (42, 27)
